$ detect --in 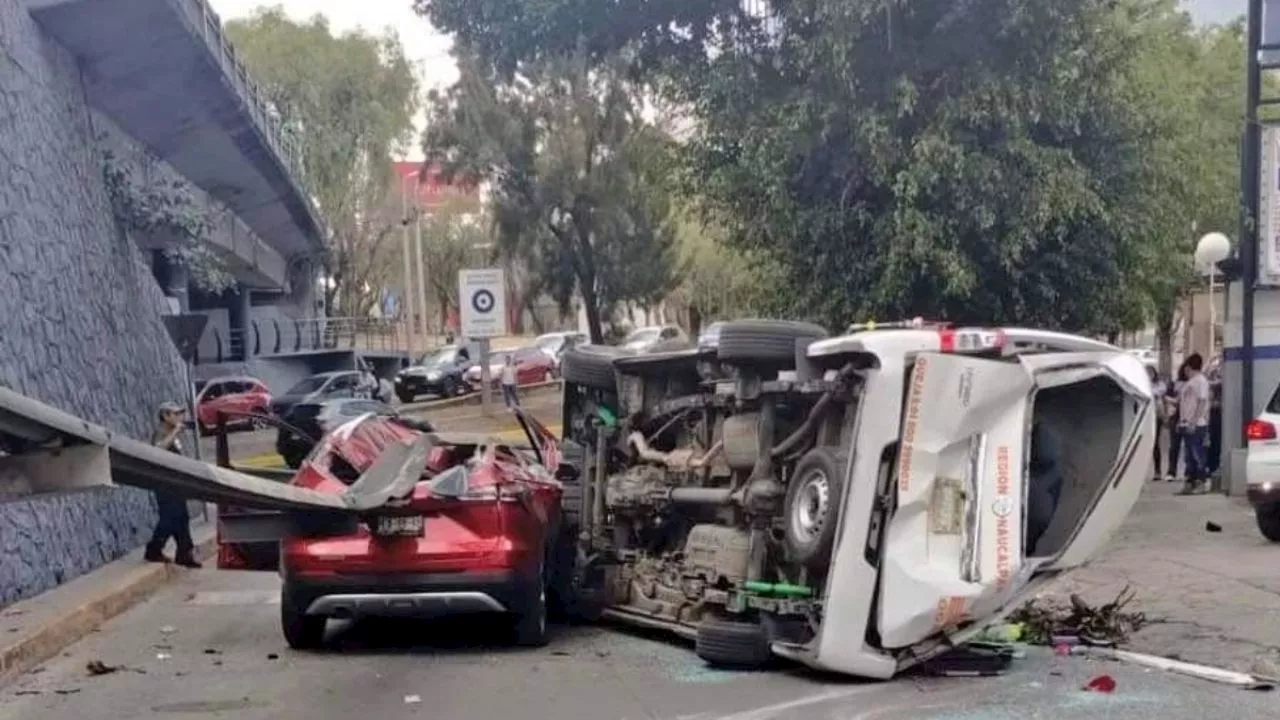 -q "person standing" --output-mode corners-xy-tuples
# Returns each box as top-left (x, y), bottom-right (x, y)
(1178, 353), (1213, 495)
(1147, 365), (1166, 480)
(500, 354), (520, 408)
(144, 401), (201, 568)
